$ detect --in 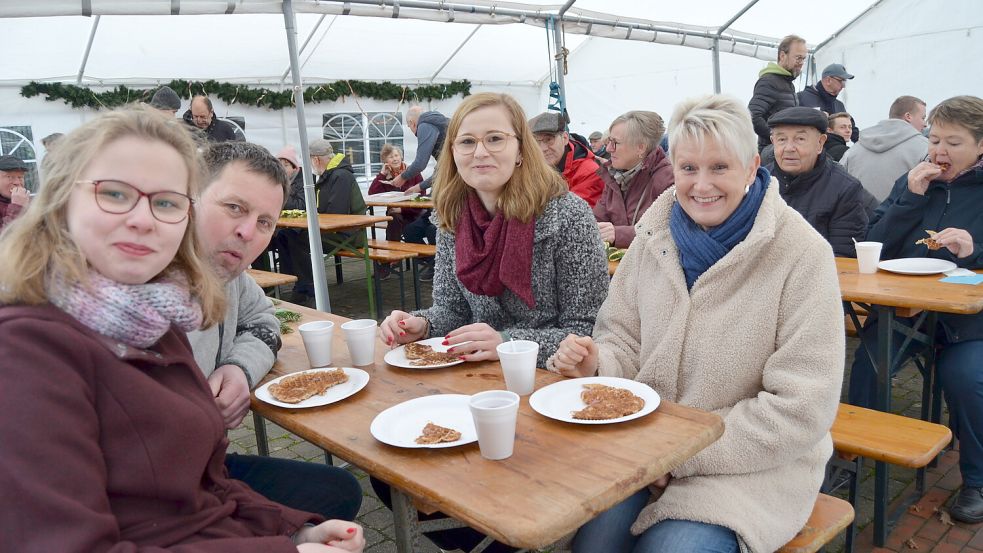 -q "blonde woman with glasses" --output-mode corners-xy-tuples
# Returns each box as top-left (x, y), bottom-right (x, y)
(0, 106), (364, 553)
